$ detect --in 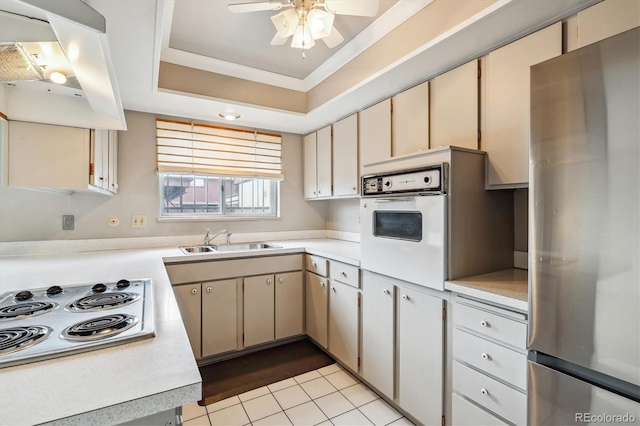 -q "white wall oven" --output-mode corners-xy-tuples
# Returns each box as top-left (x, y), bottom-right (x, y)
(360, 164), (447, 291)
